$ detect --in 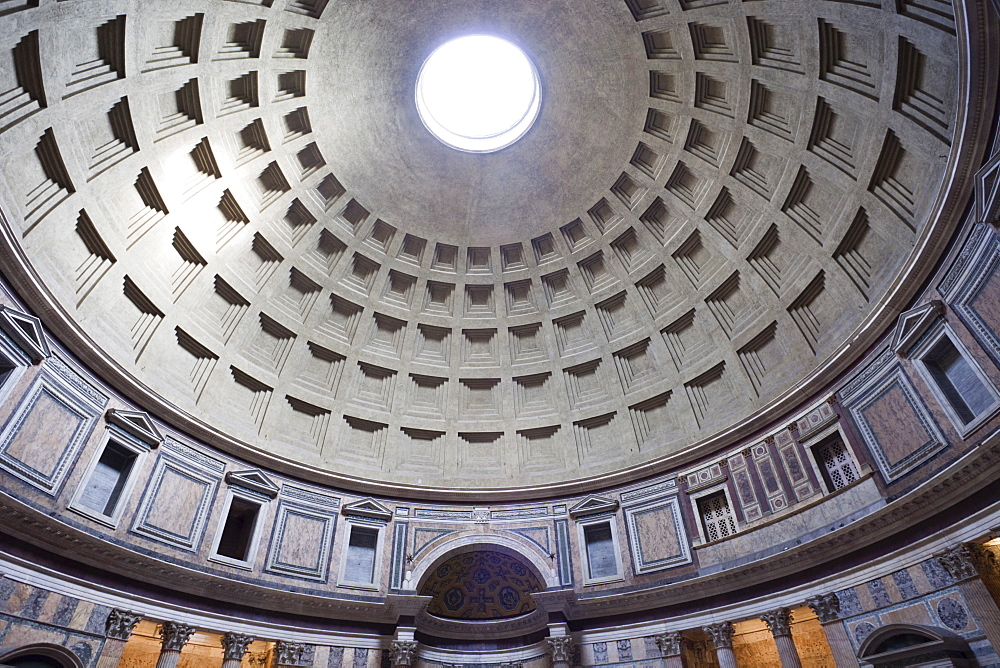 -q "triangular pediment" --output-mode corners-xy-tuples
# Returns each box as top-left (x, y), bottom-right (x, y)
(568, 495), (619, 519)
(106, 409), (163, 447)
(0, 306), (50, 362)
(225, 469), (279, 498)
(891, 300), (945, 356)
(976, 147), (1000, 225)
(342, 497), (392, 521)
